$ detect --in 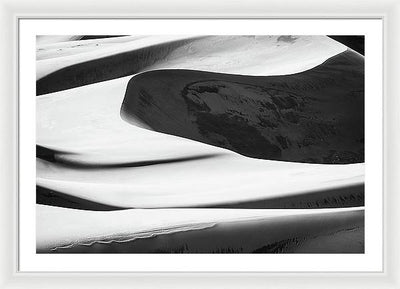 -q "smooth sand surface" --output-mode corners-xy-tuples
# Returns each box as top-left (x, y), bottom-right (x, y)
(37, 205), (364, 253)
(37, 36), (346, 94)
(36, 156), (363, 208)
